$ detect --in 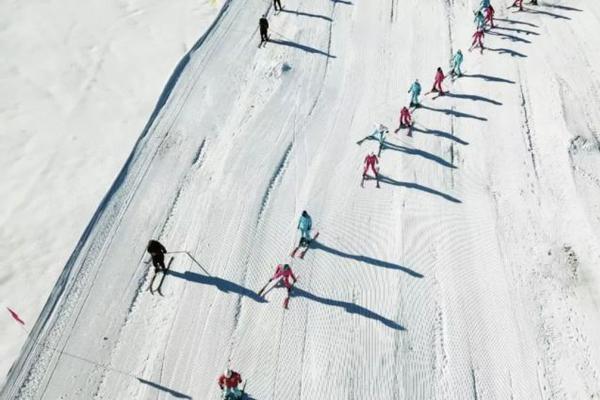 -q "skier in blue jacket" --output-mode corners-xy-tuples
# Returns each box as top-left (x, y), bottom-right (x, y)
(474, 10), (485, 29)
(479, 0), (490, 11)
(451, 50), (464, 78)
(298, 211), (312, 246)
(408, 79), (422, 108)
